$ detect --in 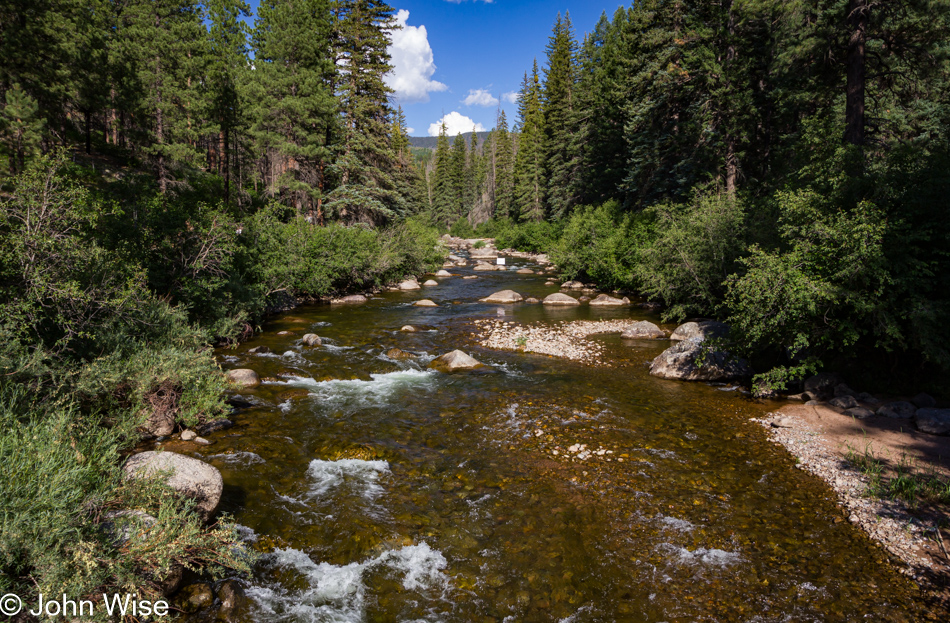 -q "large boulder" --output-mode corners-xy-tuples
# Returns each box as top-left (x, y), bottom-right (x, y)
(621, 321), (666, 339)
(649, 339), (751, 382)
(123, 452), (223, 521)
(435, 270), (452, 277)
(829, 395), (859, 409)
(481, 290), (524, 304)
(398, 279), (421, 290)
(560, 281), (584, 290)
(543, 293), (581, 306)
(877, 401), (917, 419)
(331, 294), (367, 304)
(469, 247), (499, 260)
(803, 372), (845, 400)
(670, 320), (730, 342)
(474, 263), (499, 271)
(302, 333), (322, 346)
(429, 350), (486, 373)
(589, 294), (626, 307)
(916, 408), (950, 435)
(423, 280), (439, 287)
(912, 392), (937, 408)
(226, 369), (260, 388)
